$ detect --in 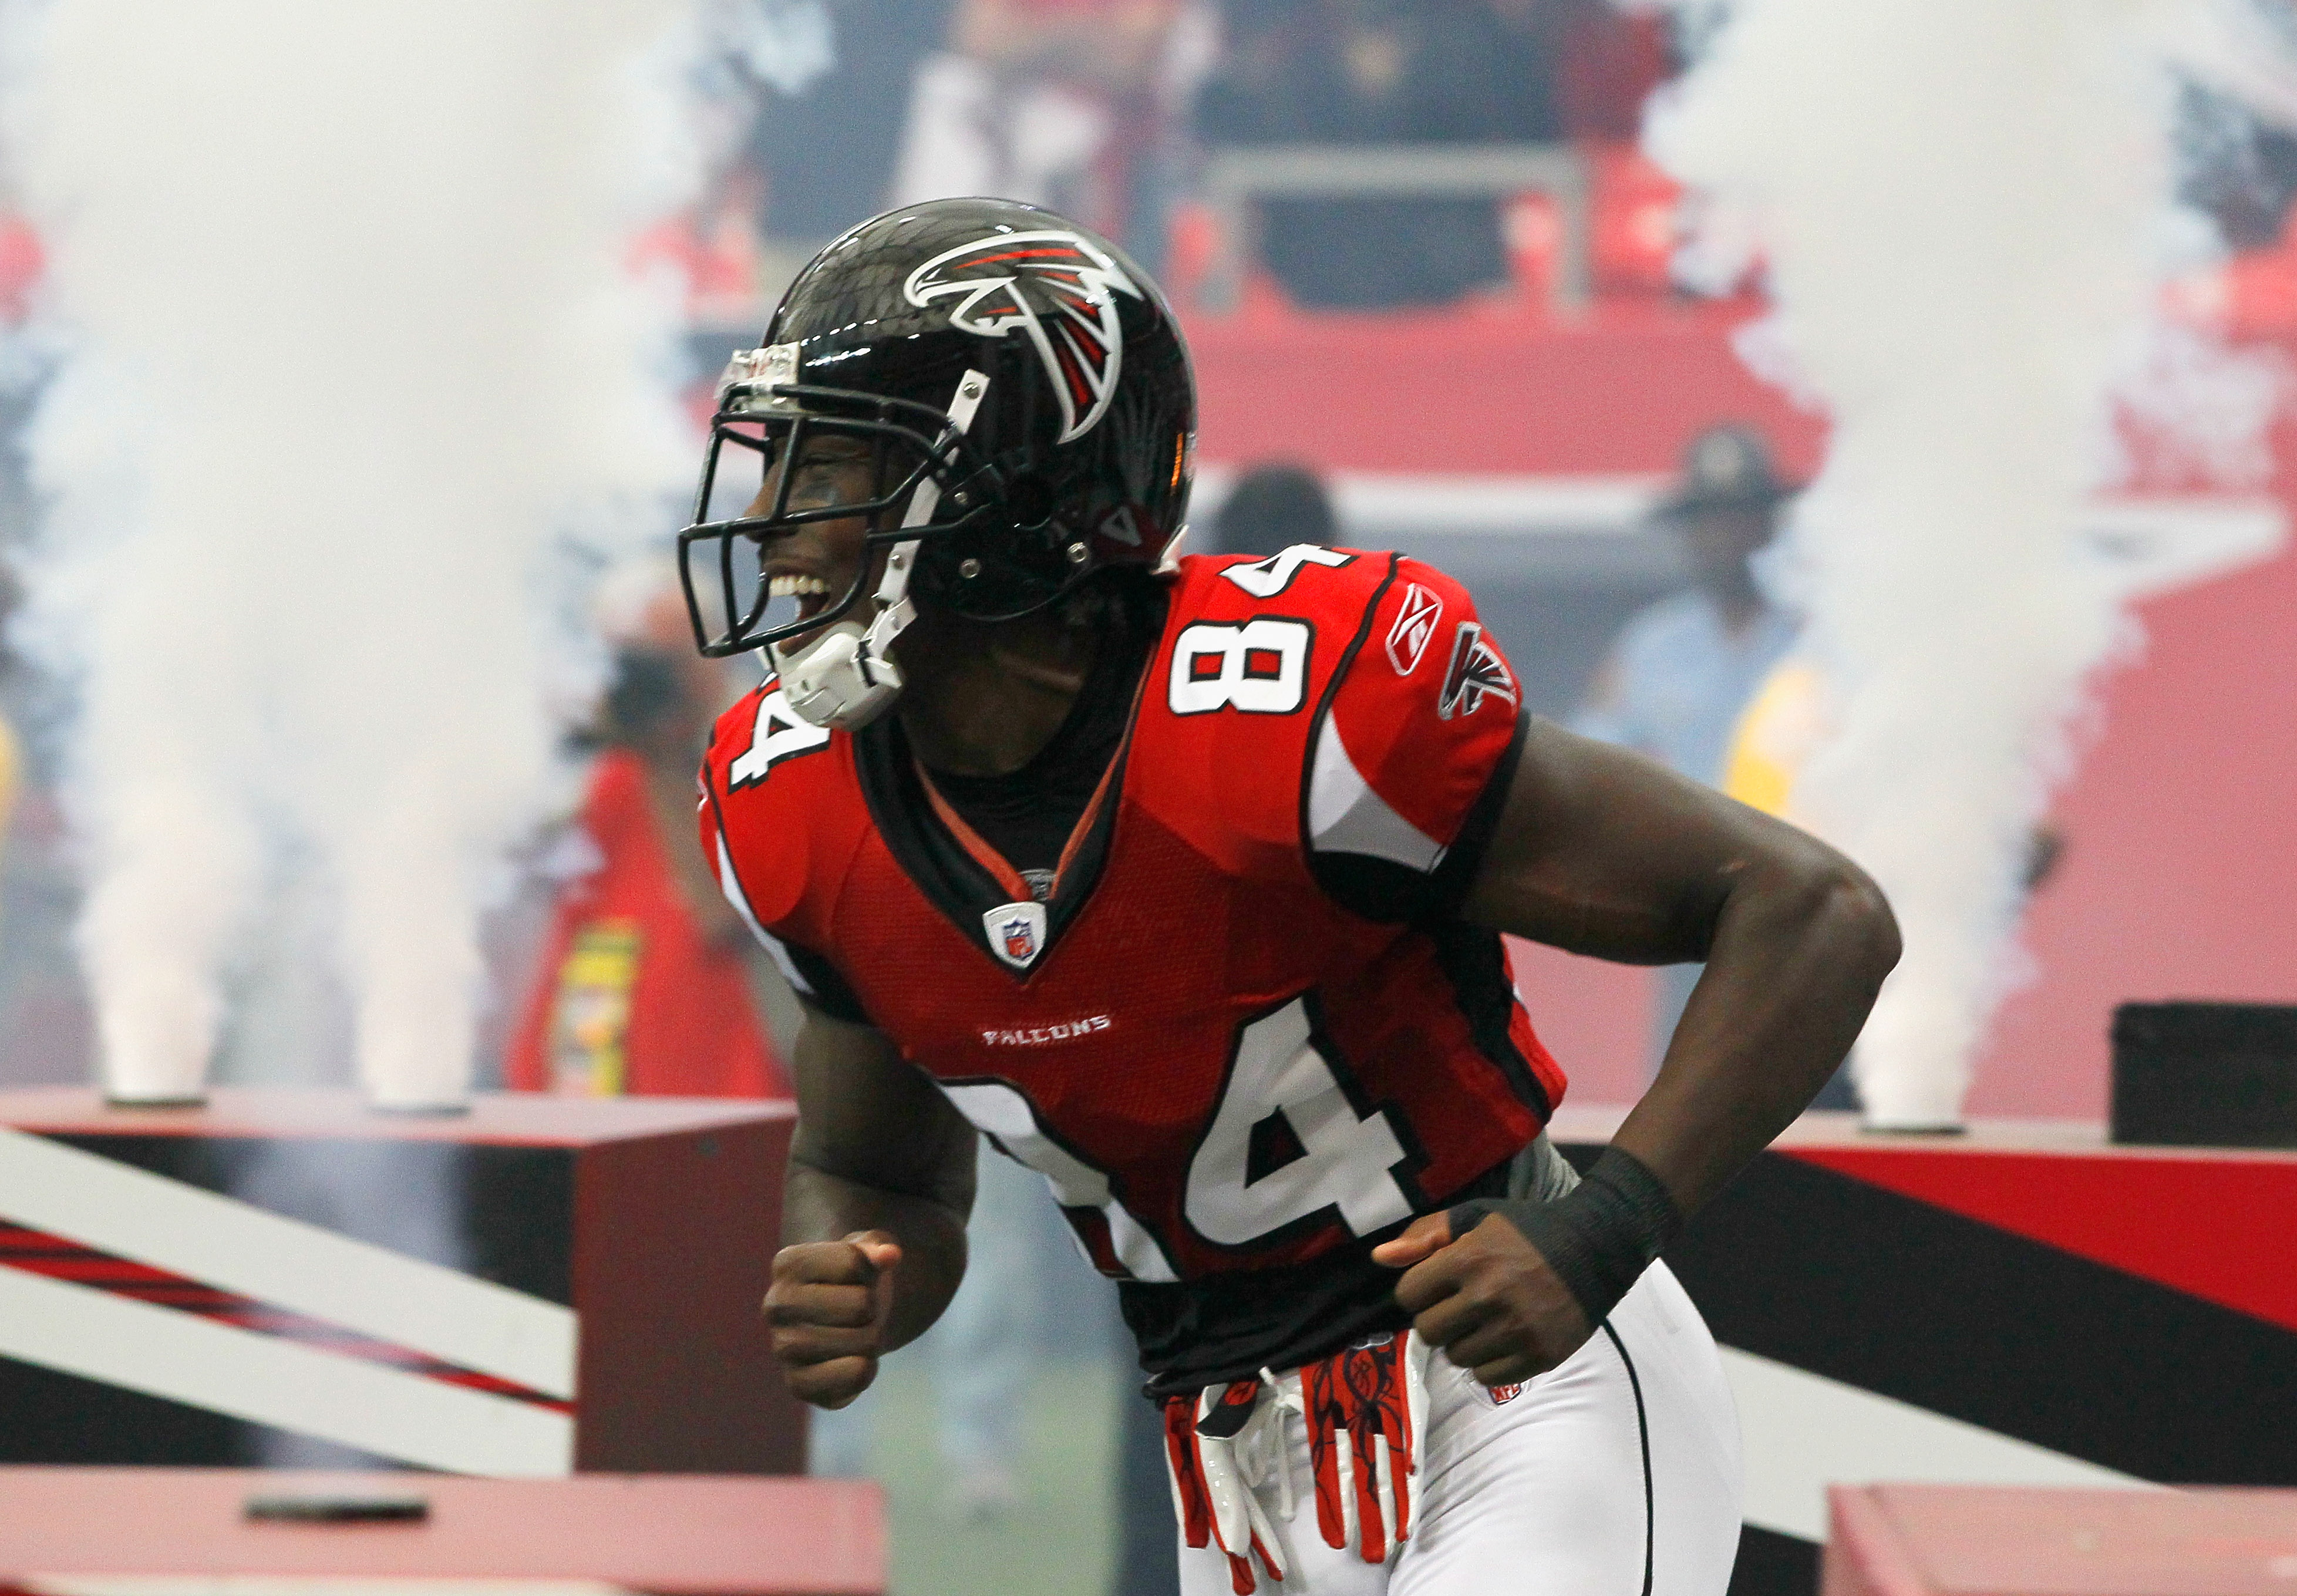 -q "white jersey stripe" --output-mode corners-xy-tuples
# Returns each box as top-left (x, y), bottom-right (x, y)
(1306, 715), (1447, 874)
(715, 825), (815, 998)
